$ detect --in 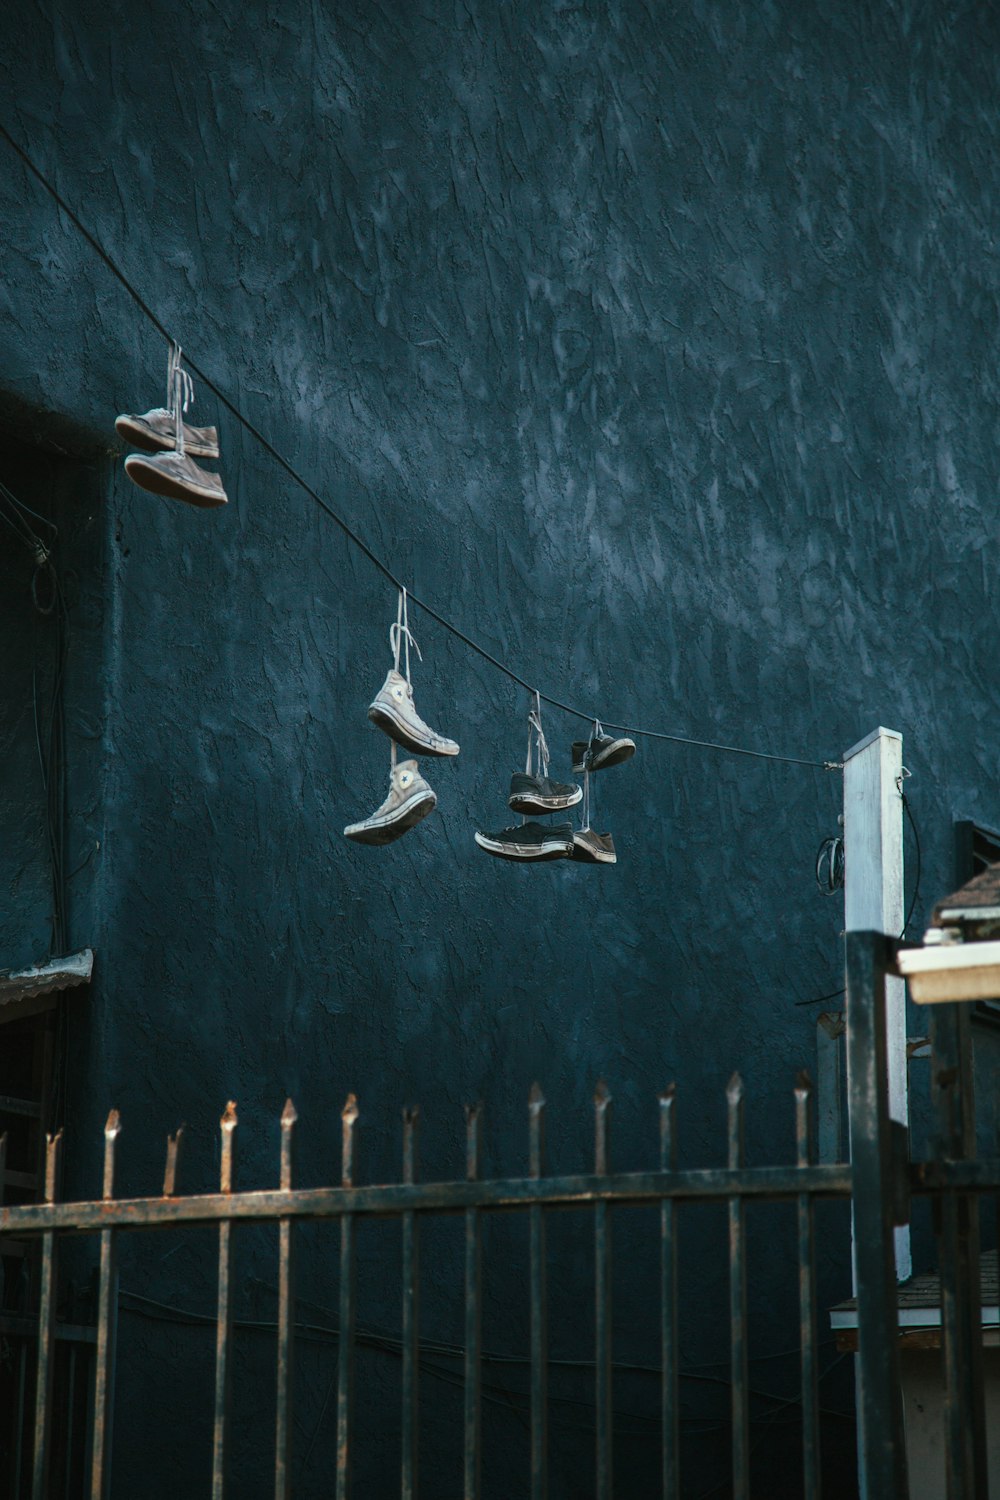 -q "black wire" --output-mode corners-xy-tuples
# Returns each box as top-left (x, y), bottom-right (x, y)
(795, 789), (924, 1006)
(0, 121), (840, 771)
(901, 791), (922, 939)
